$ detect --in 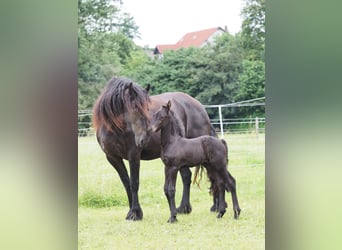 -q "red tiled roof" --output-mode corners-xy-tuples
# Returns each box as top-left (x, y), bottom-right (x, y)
(175, 27), (222, 48)
(154, 44), (177, 54)
(154, 27), (224, 54)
